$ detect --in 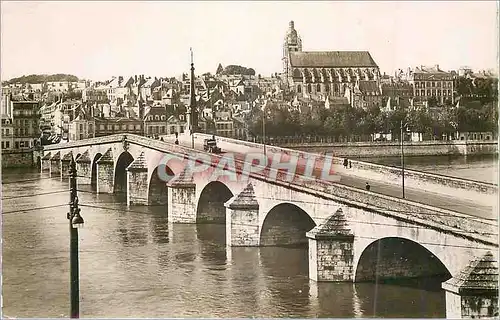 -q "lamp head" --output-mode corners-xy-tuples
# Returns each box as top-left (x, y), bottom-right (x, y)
(71, 209), (84, 229)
